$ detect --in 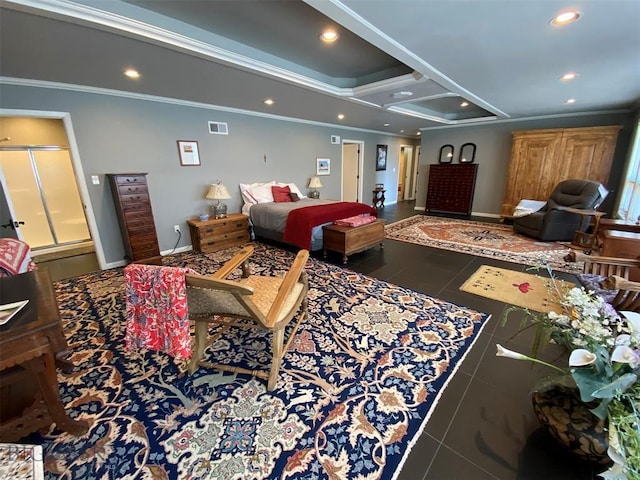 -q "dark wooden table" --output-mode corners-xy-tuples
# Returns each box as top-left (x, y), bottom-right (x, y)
(0, 269), (88, 442)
